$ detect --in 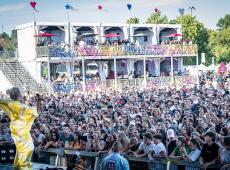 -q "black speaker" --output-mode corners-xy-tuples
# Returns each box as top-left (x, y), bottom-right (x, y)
(0, 144), (16, 163)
